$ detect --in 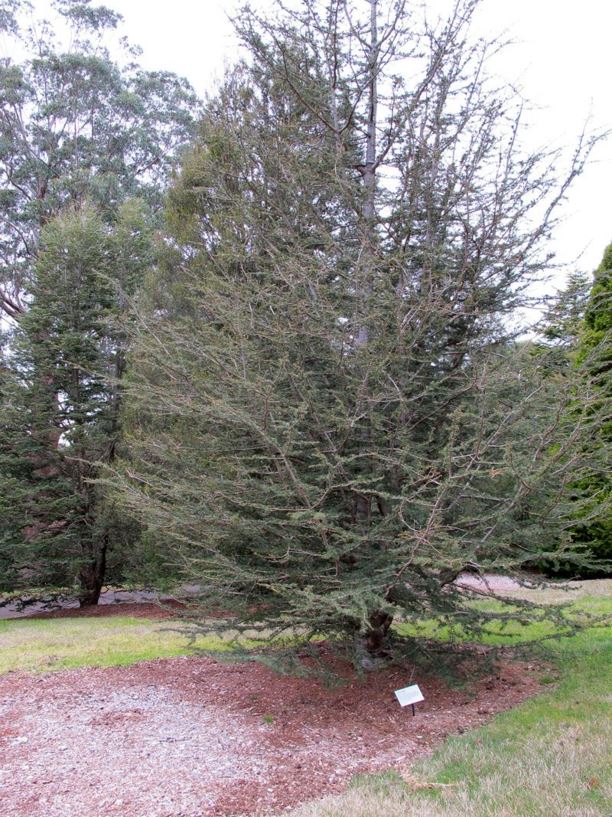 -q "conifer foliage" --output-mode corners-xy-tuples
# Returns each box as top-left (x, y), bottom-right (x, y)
(532, 263), (610, 576)
(117, 0), (598, 656)
(0, 202), (153, 602)
(572, 245), (612, 567)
